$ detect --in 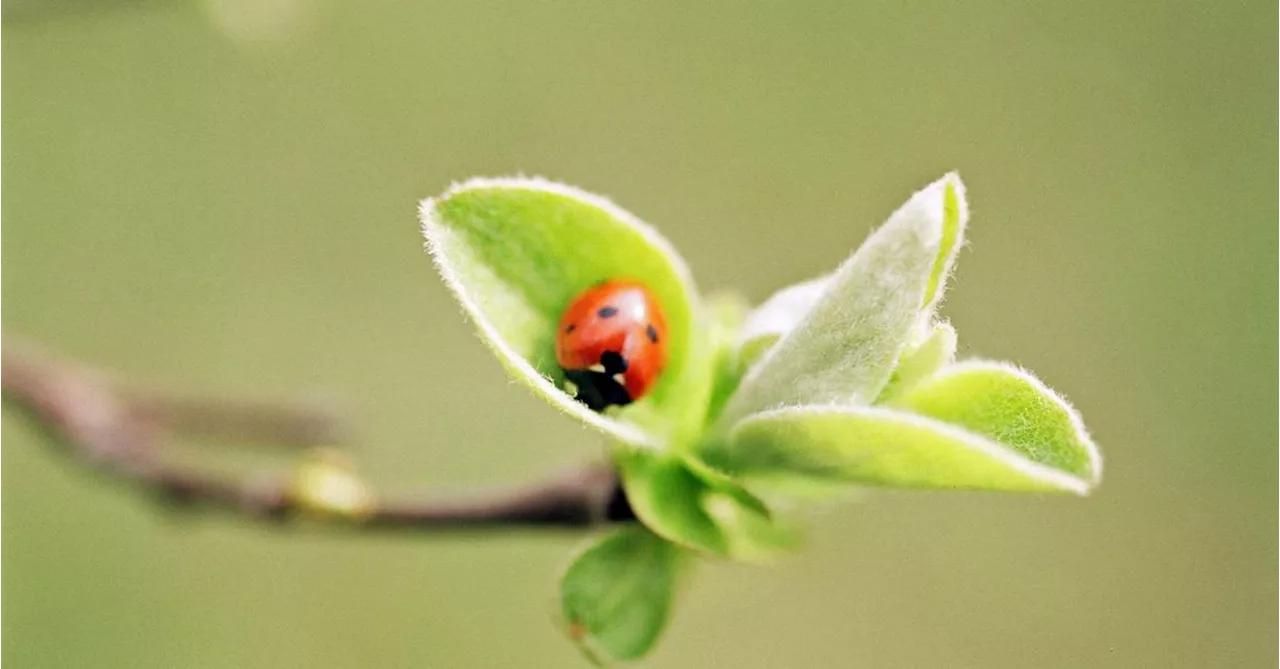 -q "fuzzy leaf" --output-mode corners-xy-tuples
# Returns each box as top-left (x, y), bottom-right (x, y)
(420, 178), (706, 449)
(890, 360), (1102, 484)
(718, 174), (969, 426)
(616, 449), (794, 560)
(560, 527), (682, 663)
(877, 320), (958, 402)
(715, 404), (1094, 494)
